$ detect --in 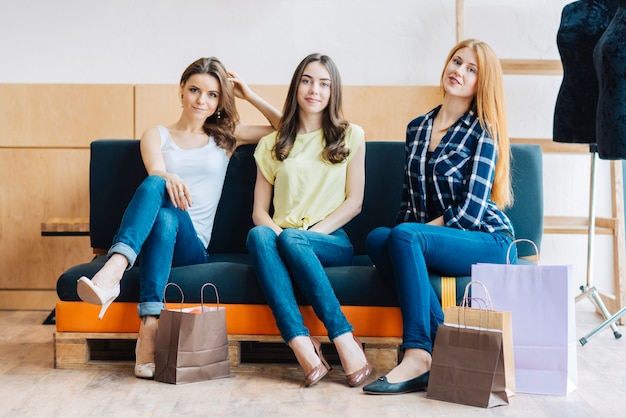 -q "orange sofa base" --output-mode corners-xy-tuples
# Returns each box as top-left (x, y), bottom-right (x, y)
(55, 301), (403, 338)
